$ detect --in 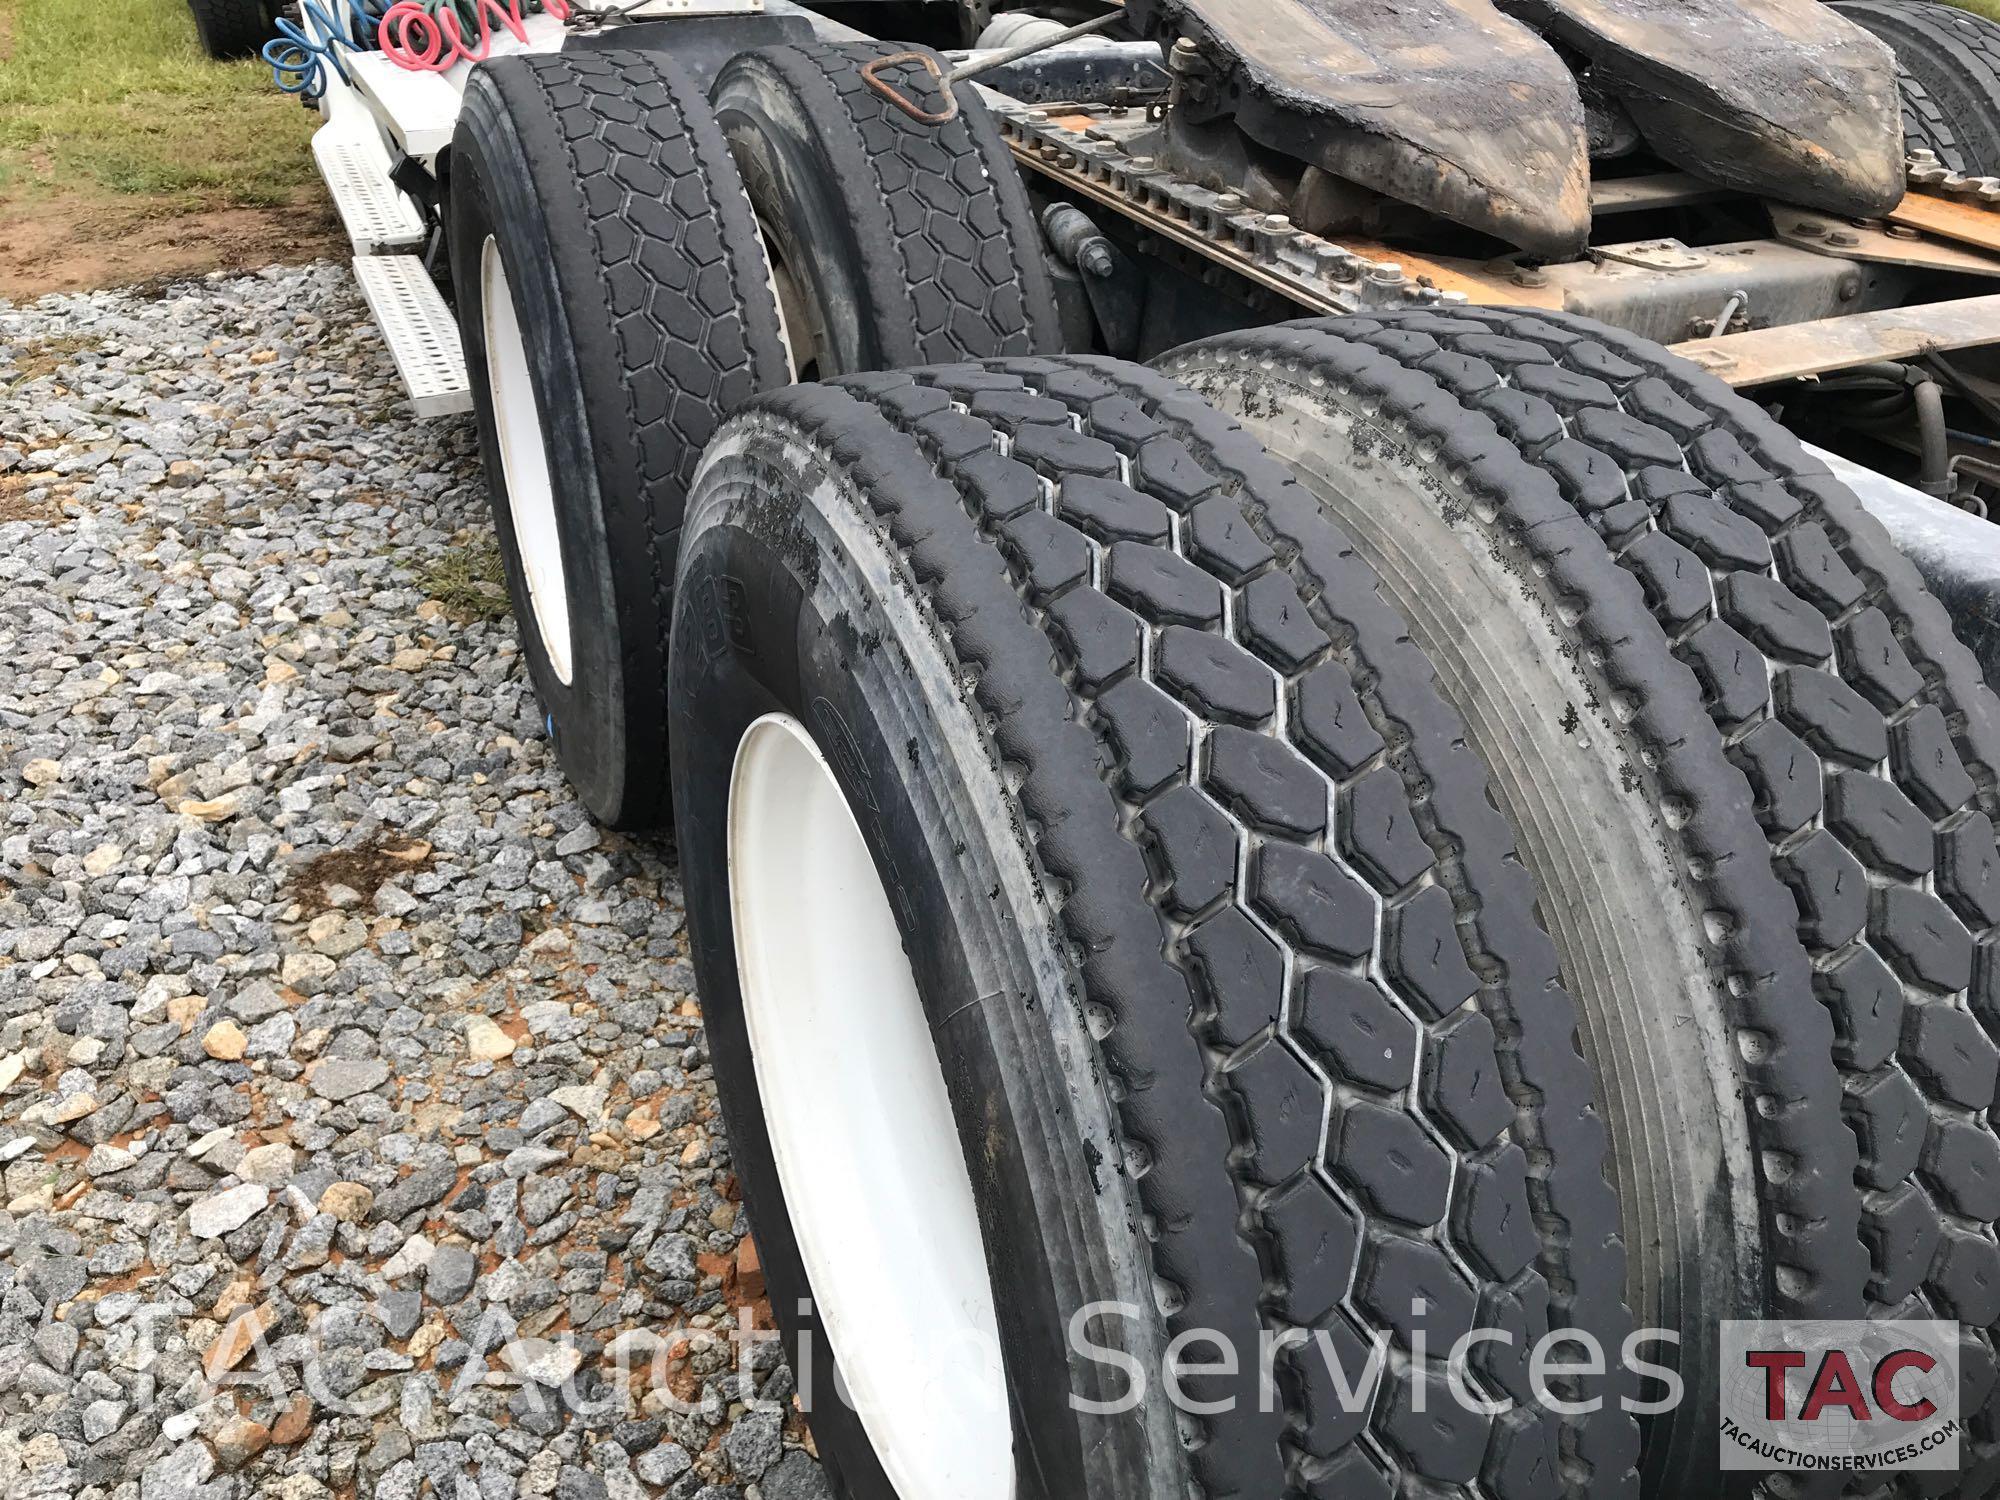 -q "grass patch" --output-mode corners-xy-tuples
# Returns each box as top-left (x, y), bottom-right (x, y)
(0, 0), (316, 208)
(1947, 0), (2000, 21)
(419, 538), (512, 624)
